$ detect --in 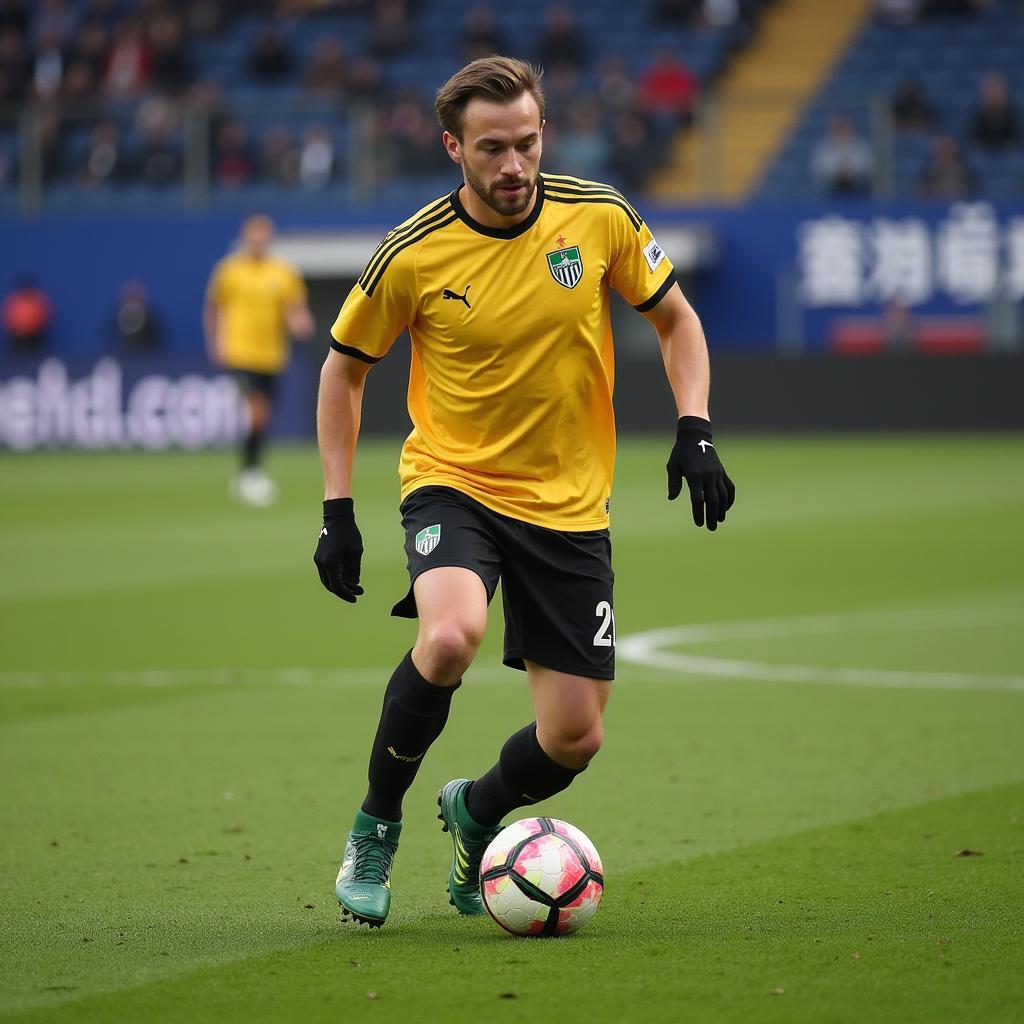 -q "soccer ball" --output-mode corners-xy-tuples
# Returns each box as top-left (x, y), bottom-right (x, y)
(479, 817), (604, 937)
